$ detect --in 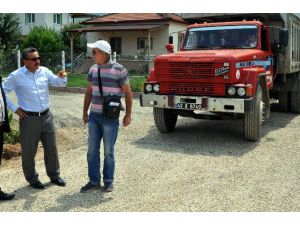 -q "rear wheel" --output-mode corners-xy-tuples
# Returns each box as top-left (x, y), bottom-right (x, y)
(244, 85), (263, 141)
(290, 90), (300, 113)
(153, 108), (178, 133)
(278, 91), (289, 112)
